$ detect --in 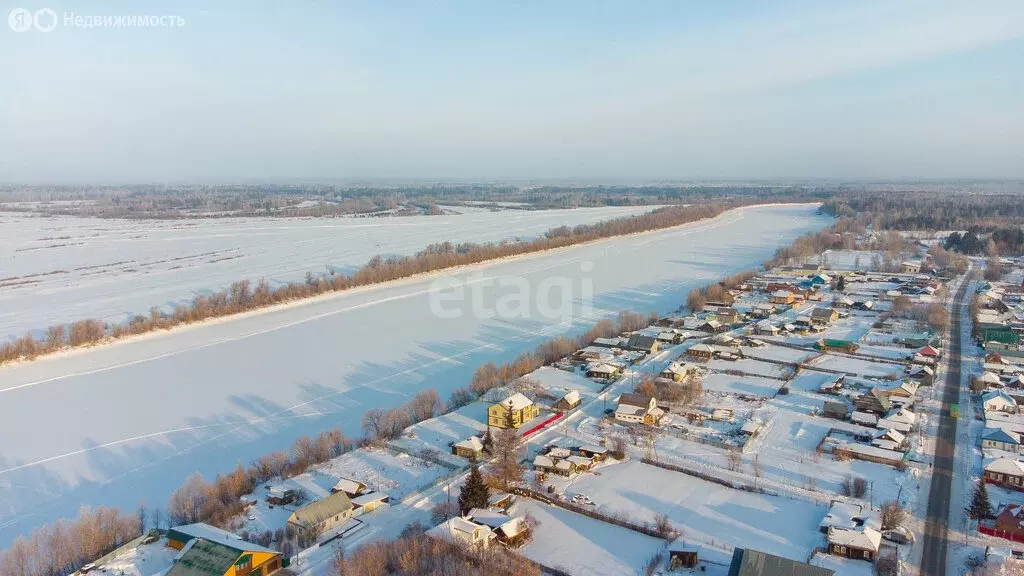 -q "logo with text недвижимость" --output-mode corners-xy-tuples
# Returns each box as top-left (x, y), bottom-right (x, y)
(8, 8), (184, 32)
(8, 7), (57, 32)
